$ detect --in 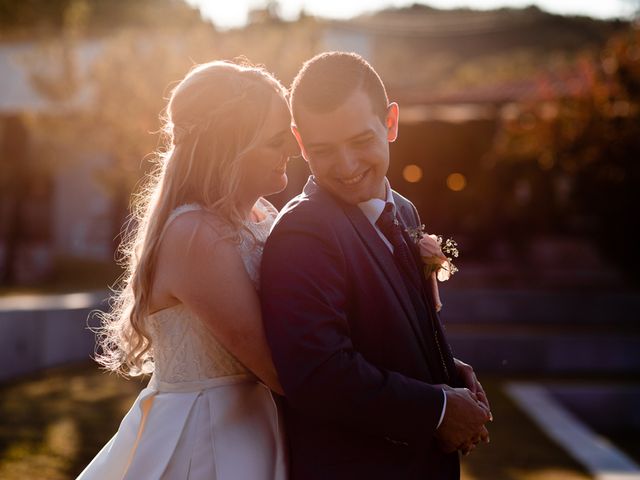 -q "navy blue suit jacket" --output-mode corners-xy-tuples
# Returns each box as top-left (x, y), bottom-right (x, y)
(261, 177), (460, 479)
